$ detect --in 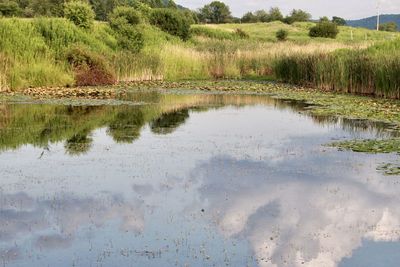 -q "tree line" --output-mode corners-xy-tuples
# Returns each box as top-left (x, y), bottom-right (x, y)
(0, 0), (343, 25)
(0, 0), (181, 20)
